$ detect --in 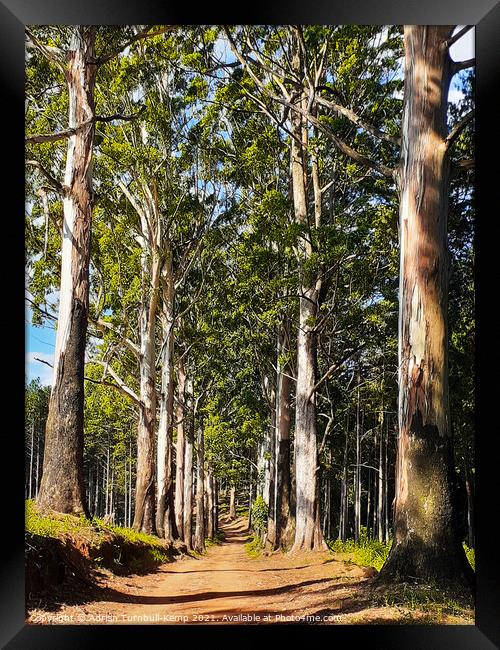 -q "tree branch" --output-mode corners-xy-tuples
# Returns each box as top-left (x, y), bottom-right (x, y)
(89, 317), (141, 359)
(26, 297), (57, 321)
(446, 109), (474, 149)
(307, 344), (365, 402)
(314, 90), (401, 146)
(26, 160), (64, 195)
(446, 25), (474, 49)
(89, 360), (141, 406)
(96, 25), (177, 64)
(34, 357), (53, 368)
(26, 109), (145, 145)
(25, 119), (93, 144)
(453, 58), (475, 73)
(25, 27), (65, 72)
(451, 157), (474, 177)
(224, 27), (394, 179)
